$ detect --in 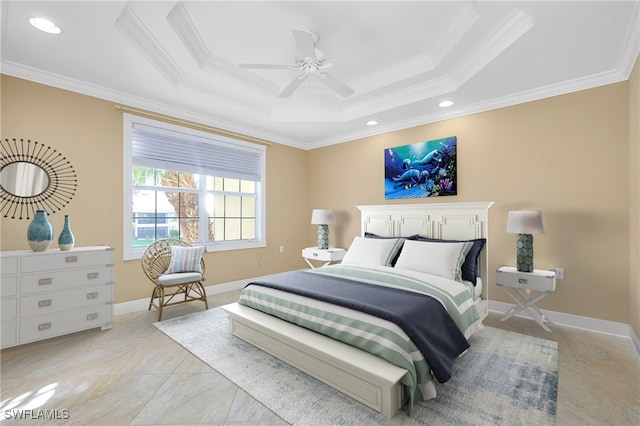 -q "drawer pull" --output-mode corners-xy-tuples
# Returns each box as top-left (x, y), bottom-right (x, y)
(38, 322), (52, 331)
(65, 255), (78, 263)
(38, 299), (52, 307)
(86, 313), (99, 321)
(313, 253), (319, 257)
(86, 292), (99, 300)
(38, 278), (52, 286)
(518, 278), (528, 284)
(87, 272), (99, 280)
